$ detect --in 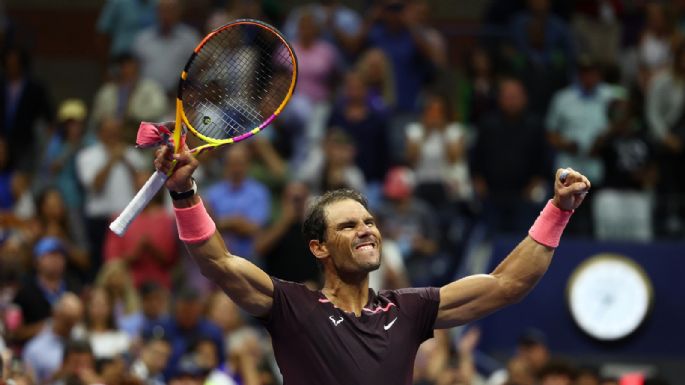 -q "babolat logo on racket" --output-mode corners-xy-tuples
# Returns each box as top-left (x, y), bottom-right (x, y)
(202, 116), (212, 125)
